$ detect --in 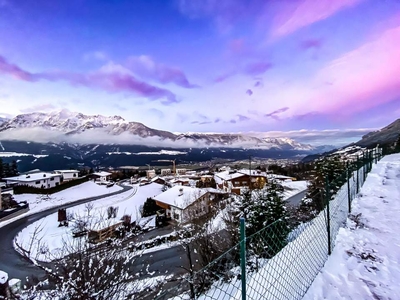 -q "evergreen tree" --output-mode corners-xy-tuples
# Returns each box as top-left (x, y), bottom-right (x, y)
(0, 158), (3, 179)
(301, 155), (346, 216)
(142, 198), (160, 217)
(394, 135), (400, 153)
(10, 160), (18, 176)
(2, 163), (11, 178)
